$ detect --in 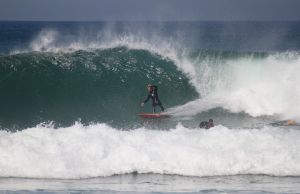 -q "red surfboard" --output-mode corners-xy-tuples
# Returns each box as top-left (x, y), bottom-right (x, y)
(138, 113), (171, 119)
